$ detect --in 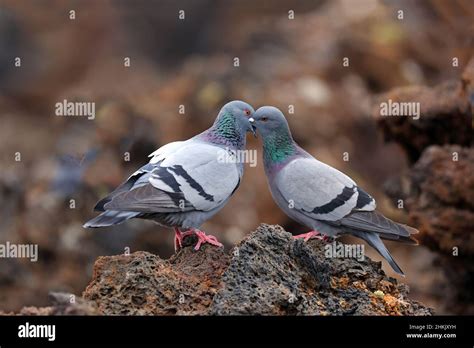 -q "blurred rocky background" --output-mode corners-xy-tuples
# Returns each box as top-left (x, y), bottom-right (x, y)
(0, 0), (472, 314)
